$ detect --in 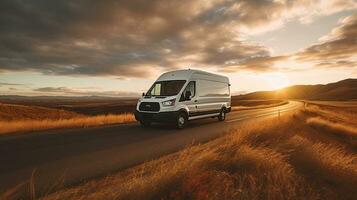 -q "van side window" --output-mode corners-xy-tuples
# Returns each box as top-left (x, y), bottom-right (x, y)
(198, 80), (229, 97)
(180, 81), (195, 101)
